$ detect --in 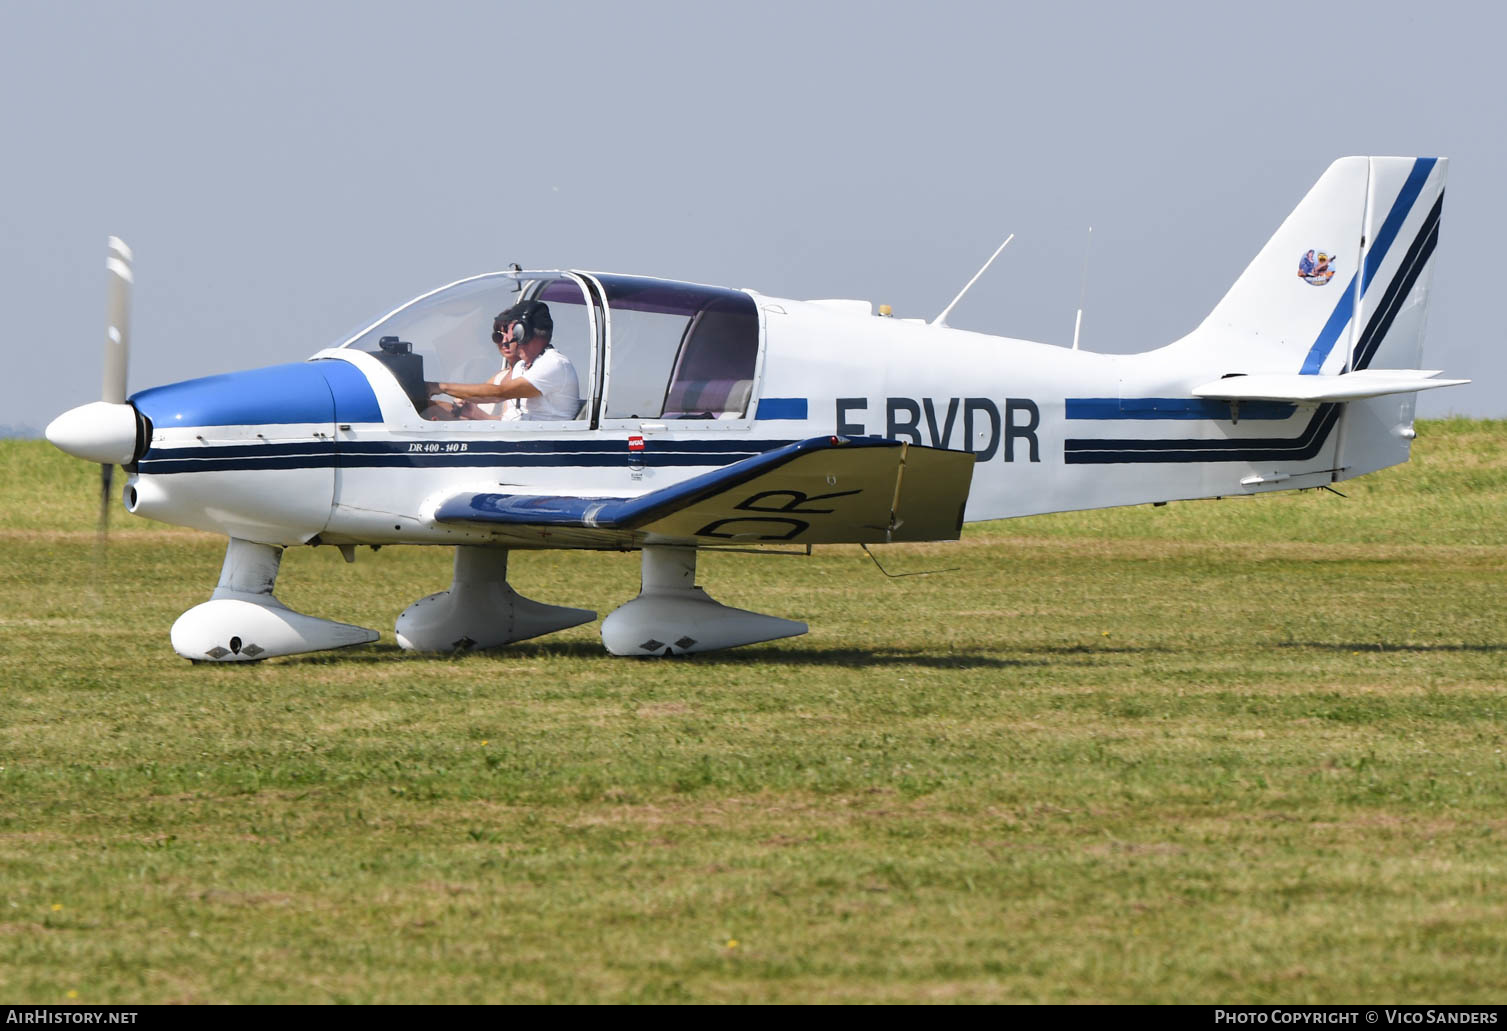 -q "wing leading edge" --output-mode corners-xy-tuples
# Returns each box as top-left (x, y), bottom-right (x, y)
(431, 436), (976, 548)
